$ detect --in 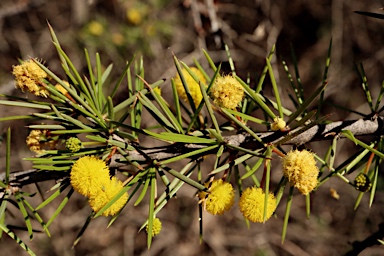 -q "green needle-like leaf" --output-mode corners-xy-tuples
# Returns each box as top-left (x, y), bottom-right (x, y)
(267, 58), (283, 118)
(287, 82), (327, 125)
(36, 182), (70, 210)
(305, 194), (311, 219)
(241, 157), (264, 180)
(139, 93), (178, 131)
(202, 49), (217, 72)
(147, 169), (157, 248)
(354, 191), (365, 210)
(282, 186), (294, 244)
(200, 81), (221, 137)
(171, 79), (183, 128)
(355, 63), (374, 112)
(0, 100), (51, 110)
(263, 146), (272, 222)
(224, 44), (236, 75)
(0, 193), (8, 224)
(72, 214), (92, 248)
(15, 193), (33, 240)
(342, 132), (384, 159)
(186, 64), (221, 133)
(237, 77), (276, 119)
(210, 154), (253, 175)
(145, 80), (183, 133)
(0, 223), (36, 256)
(48, 22), (68, 70)
(46, 188), (74, 227)
(174, 57), (197, 113)
(224, 108), (267, 125)
(369, 162), (379, 208)
(134, 171), (151, 206)
(163, 167), (206, 191)
(374, 80), (384, 112)
(256, 44), (275, 93)
(193, 58), (211, 82)
(221, 108), (264, 144)
(5, 128), (11, 184)
(21, 196), (51, 237)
